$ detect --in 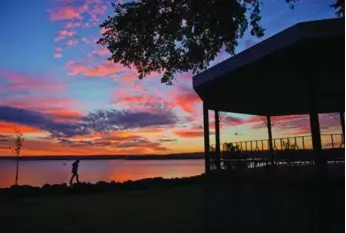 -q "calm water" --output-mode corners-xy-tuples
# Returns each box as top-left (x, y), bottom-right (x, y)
(0, 159), (204, 188)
